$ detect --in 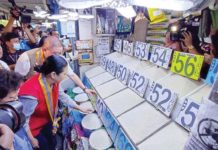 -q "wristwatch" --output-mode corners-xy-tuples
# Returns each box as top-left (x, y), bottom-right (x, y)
(82, 86), (87, 92)
(188, 45), (195, 51)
